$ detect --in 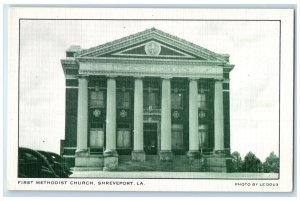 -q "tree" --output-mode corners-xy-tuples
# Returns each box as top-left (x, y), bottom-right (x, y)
(241, 152), (263, 172)
(231, 151), (243, 172)
(263, 152), (279, 173)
